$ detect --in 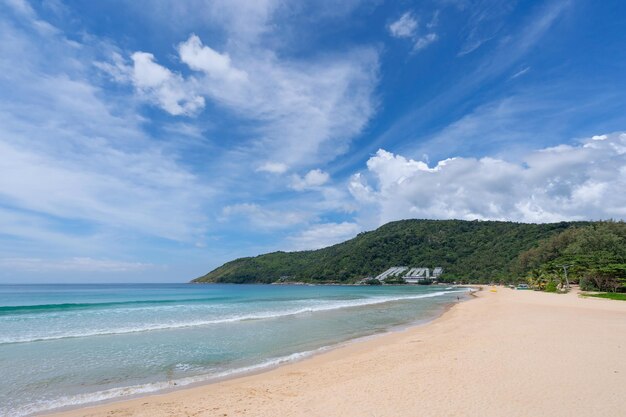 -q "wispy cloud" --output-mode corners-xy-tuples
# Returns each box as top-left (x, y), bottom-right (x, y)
(102, 34), (379, 170)
(0, 257), (153, 272)
(256, 162), (289, 174)
(288, 222), (361, 250)
(457, 0), (516, 56)
(220, 203), (312, 230)
(414, 33), (438, 51)
(348, 0), (572, 168)
(511, 66), (530, 79)
(0, 5), (210, 246)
